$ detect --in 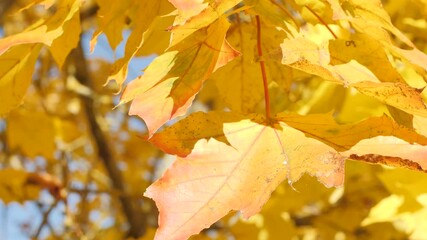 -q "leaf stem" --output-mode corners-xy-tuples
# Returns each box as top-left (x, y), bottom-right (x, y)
(304, 5), (338, 39)
(269, 0), (300, 28)
(255, 15), (271, 121)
